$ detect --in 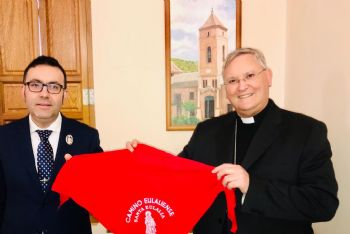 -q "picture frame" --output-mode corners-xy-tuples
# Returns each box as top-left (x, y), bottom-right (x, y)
(165, 0), (242, 131)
